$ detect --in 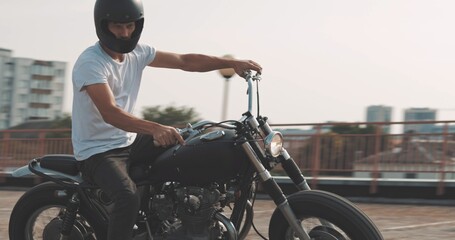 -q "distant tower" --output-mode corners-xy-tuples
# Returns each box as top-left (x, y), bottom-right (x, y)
(366, 105), (392, 133)
(403, 108), (437, 133)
